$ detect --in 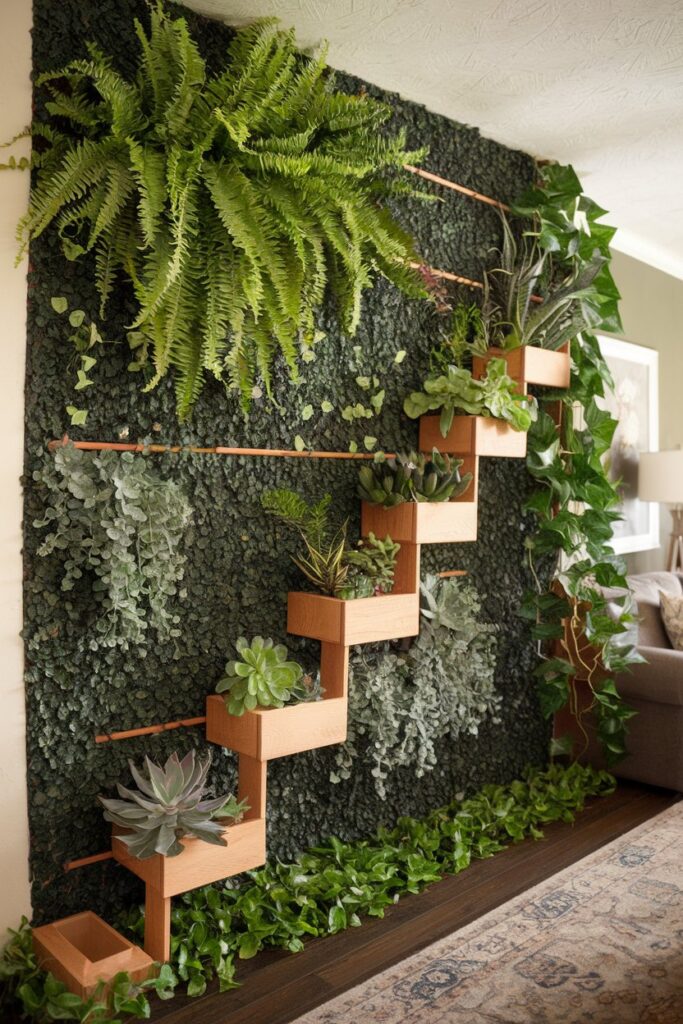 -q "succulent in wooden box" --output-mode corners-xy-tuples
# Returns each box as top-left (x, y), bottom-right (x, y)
(100, 751), (245, 859)
(216, 636), (306, 716)
(404, 359), (537, 436)
(338, 532), (400, 598)
(358, 449), (472, 507)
